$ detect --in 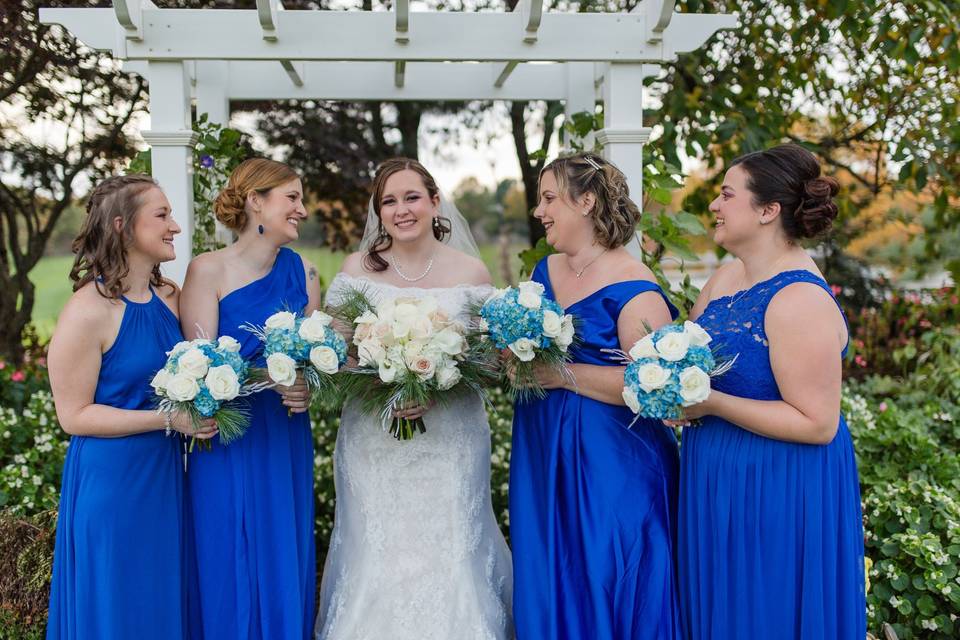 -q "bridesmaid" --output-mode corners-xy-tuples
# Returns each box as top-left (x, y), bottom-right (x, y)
(46, 175), (217, 639)
(510, 153), (682, 639)
(675, 144), (865, 638)
(180, 158), (321, 639)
